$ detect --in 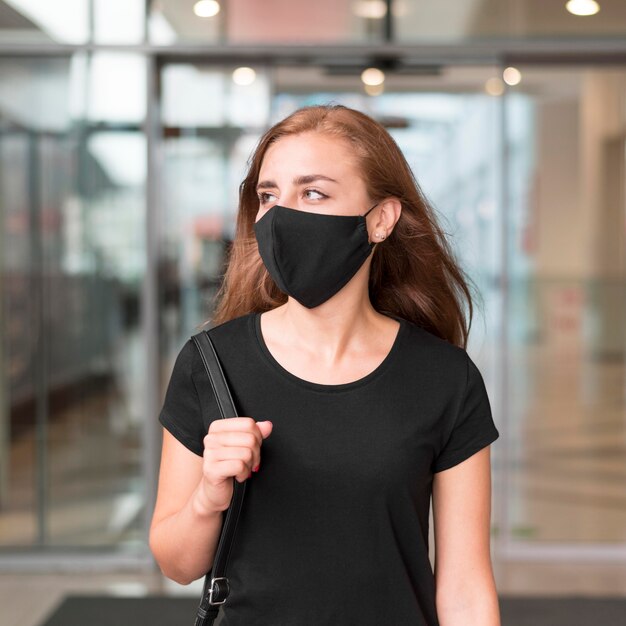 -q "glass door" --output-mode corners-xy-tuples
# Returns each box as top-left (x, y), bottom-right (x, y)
(156, 60), (504, 563)
(157, 58), (626, 561)
(503, 65), (626, 550)
(0, 52), (148, 552)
